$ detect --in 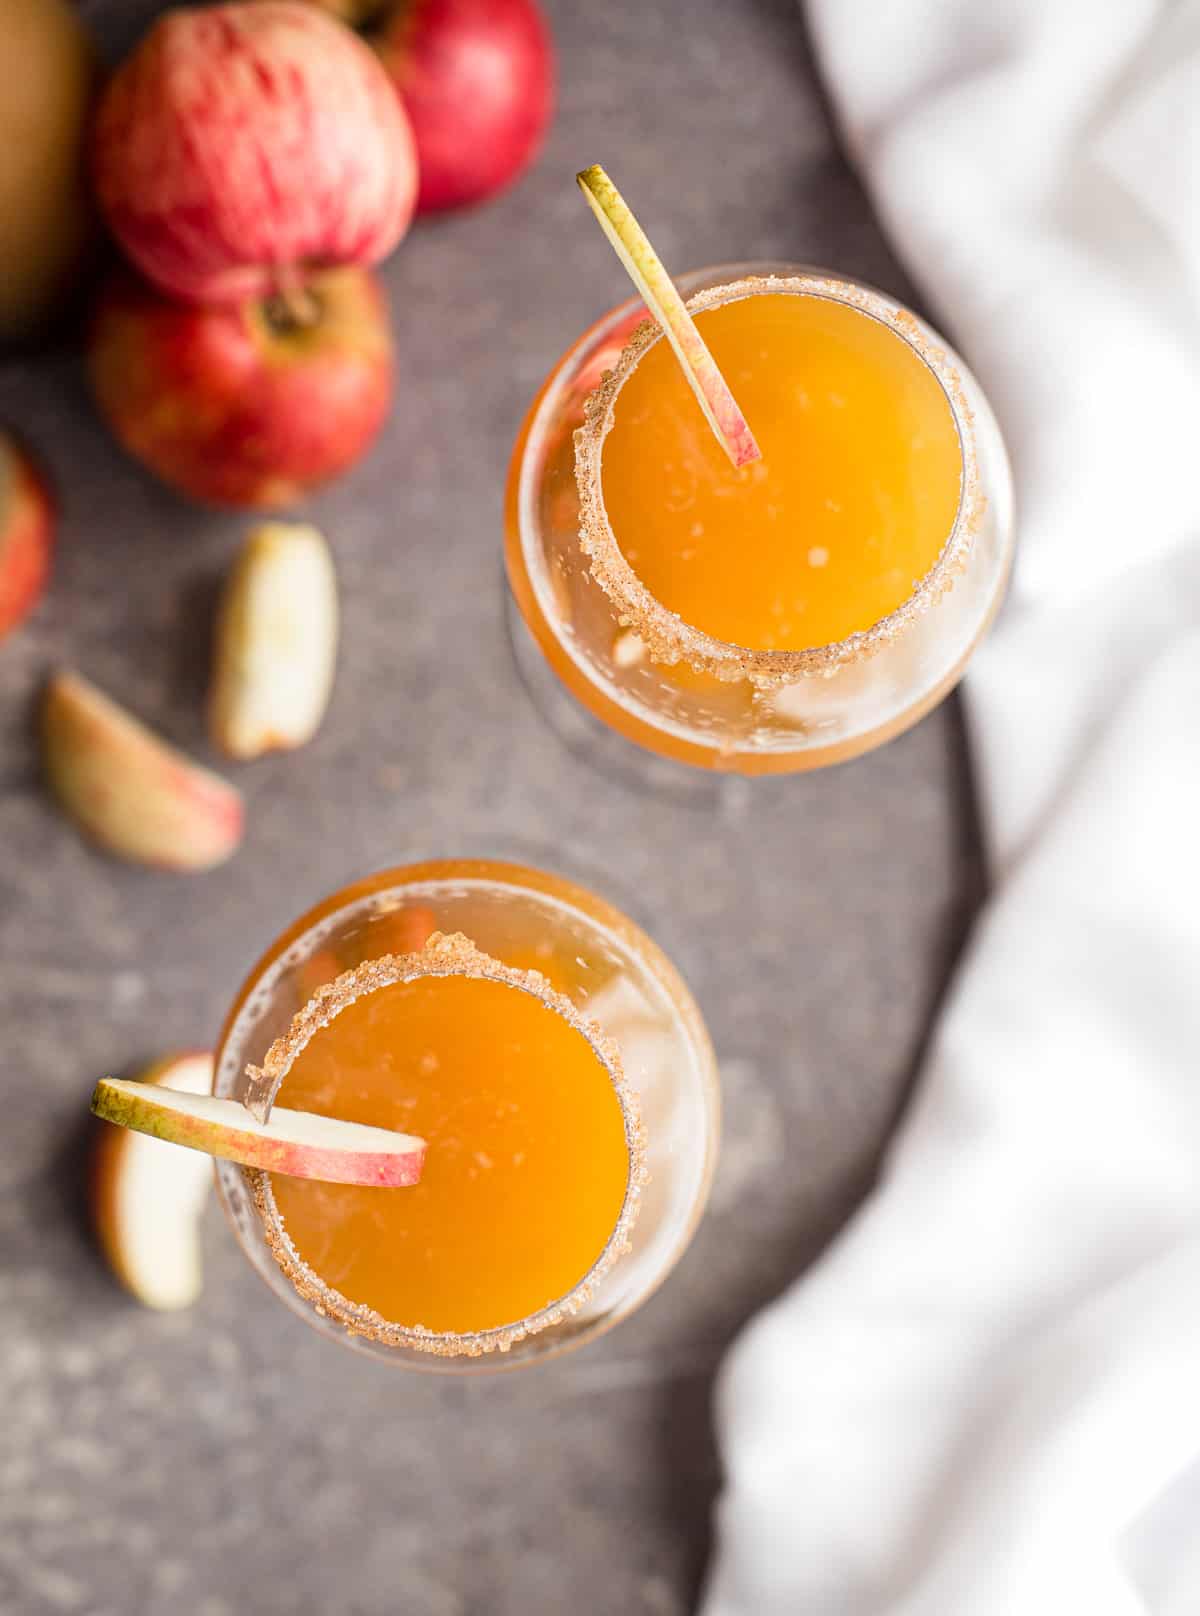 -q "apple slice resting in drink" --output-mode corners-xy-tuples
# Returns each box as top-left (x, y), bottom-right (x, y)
(575, 163), (760, 470)
(91, 1078), (426, 1187)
